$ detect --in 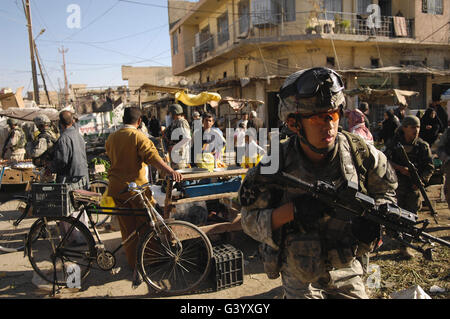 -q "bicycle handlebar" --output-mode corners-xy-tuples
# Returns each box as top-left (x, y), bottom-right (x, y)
(119, 182), (152, 195)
